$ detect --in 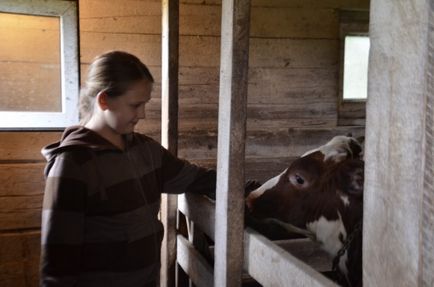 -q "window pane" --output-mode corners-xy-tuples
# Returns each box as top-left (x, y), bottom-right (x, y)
(0, 12), (61, 112)
(343, 36), (370, 100)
